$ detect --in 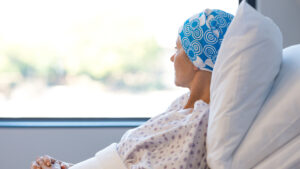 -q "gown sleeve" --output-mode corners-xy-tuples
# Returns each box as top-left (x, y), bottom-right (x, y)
(68, 143), (127, 169)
